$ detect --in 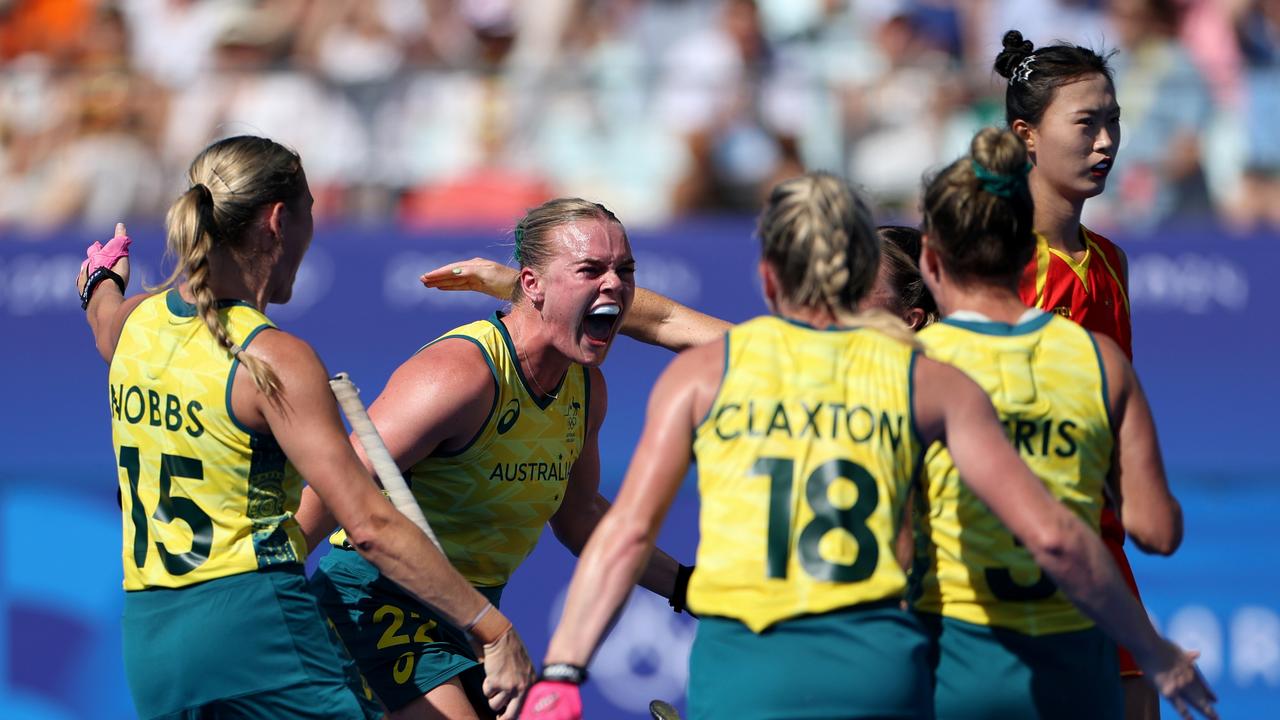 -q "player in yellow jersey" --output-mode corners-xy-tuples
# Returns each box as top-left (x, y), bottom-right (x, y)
(423, 225), (939, 580)
(911, 127), (1208, 720)
(513, 171), (1213, 720)
(296, 198), (690, 720)
(77, 136), (532, 720)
